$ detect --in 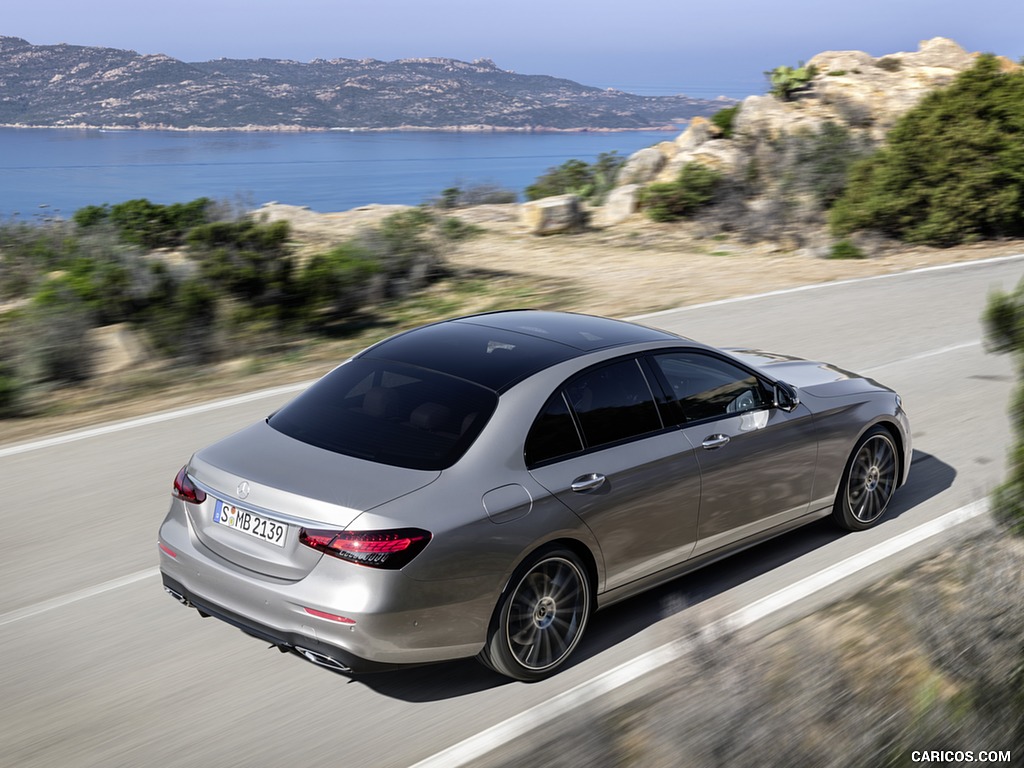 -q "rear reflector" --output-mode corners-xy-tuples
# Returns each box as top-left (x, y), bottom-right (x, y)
(303, 607), (356, 625)
(158, 542), (177, 559)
